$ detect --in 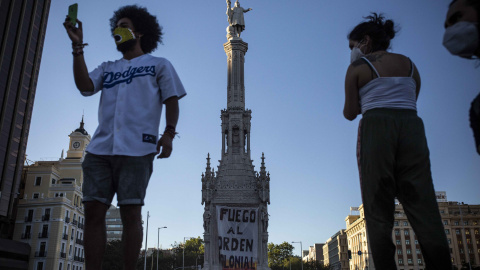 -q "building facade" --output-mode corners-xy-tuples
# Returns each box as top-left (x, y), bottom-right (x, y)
(345, 192), (480, 270)
(344, 205), (374, 270)
(305, 243), (324, 263)
(323, 230), (349, 270)
(13, 120), (89, 270)
(106, 205), (123, 242)
(0, 0), (52, 241)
